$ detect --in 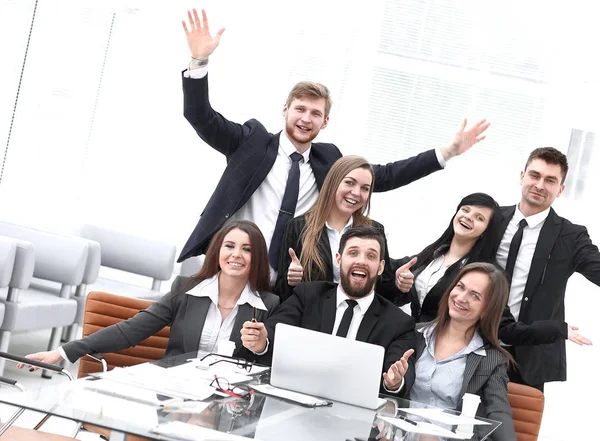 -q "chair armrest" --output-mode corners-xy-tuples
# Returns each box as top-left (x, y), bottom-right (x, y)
(85, 353), (108, 373)
(0, 351), (74, 381)
(0, 236), (17, 288)
(0, 375), (25, 391)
